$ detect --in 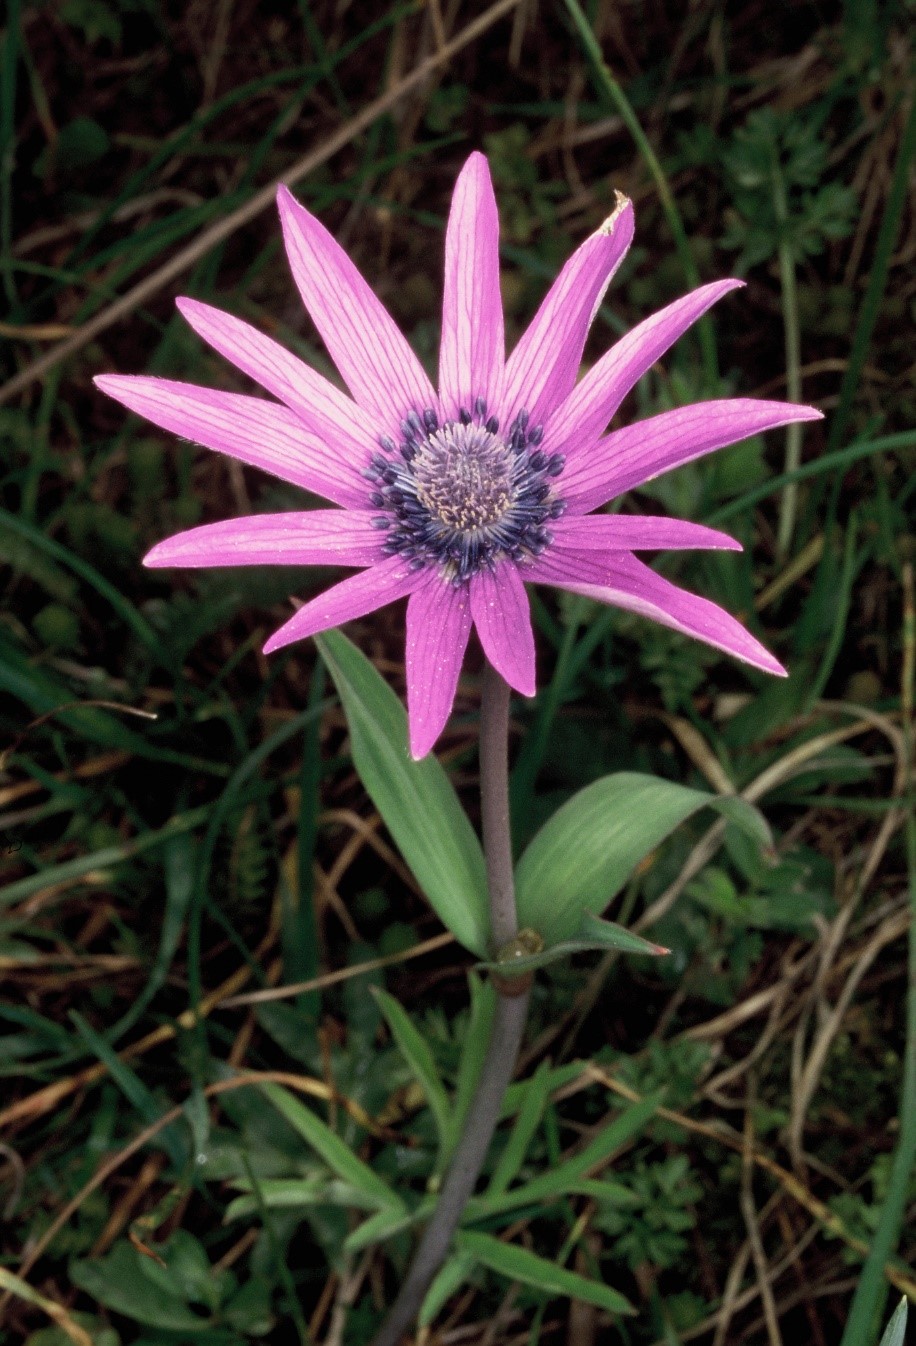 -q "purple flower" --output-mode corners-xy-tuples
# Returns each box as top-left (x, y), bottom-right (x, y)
(96, 153), (821, 758)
